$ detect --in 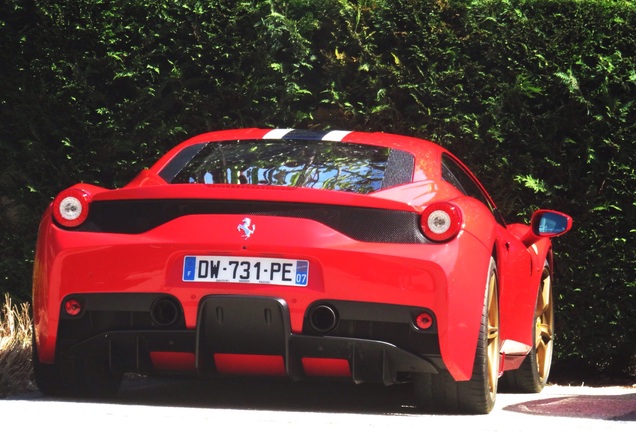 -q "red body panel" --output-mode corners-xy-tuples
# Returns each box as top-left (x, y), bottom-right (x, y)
(34, 207), (491, 379)
(32, 128), (570, 390)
